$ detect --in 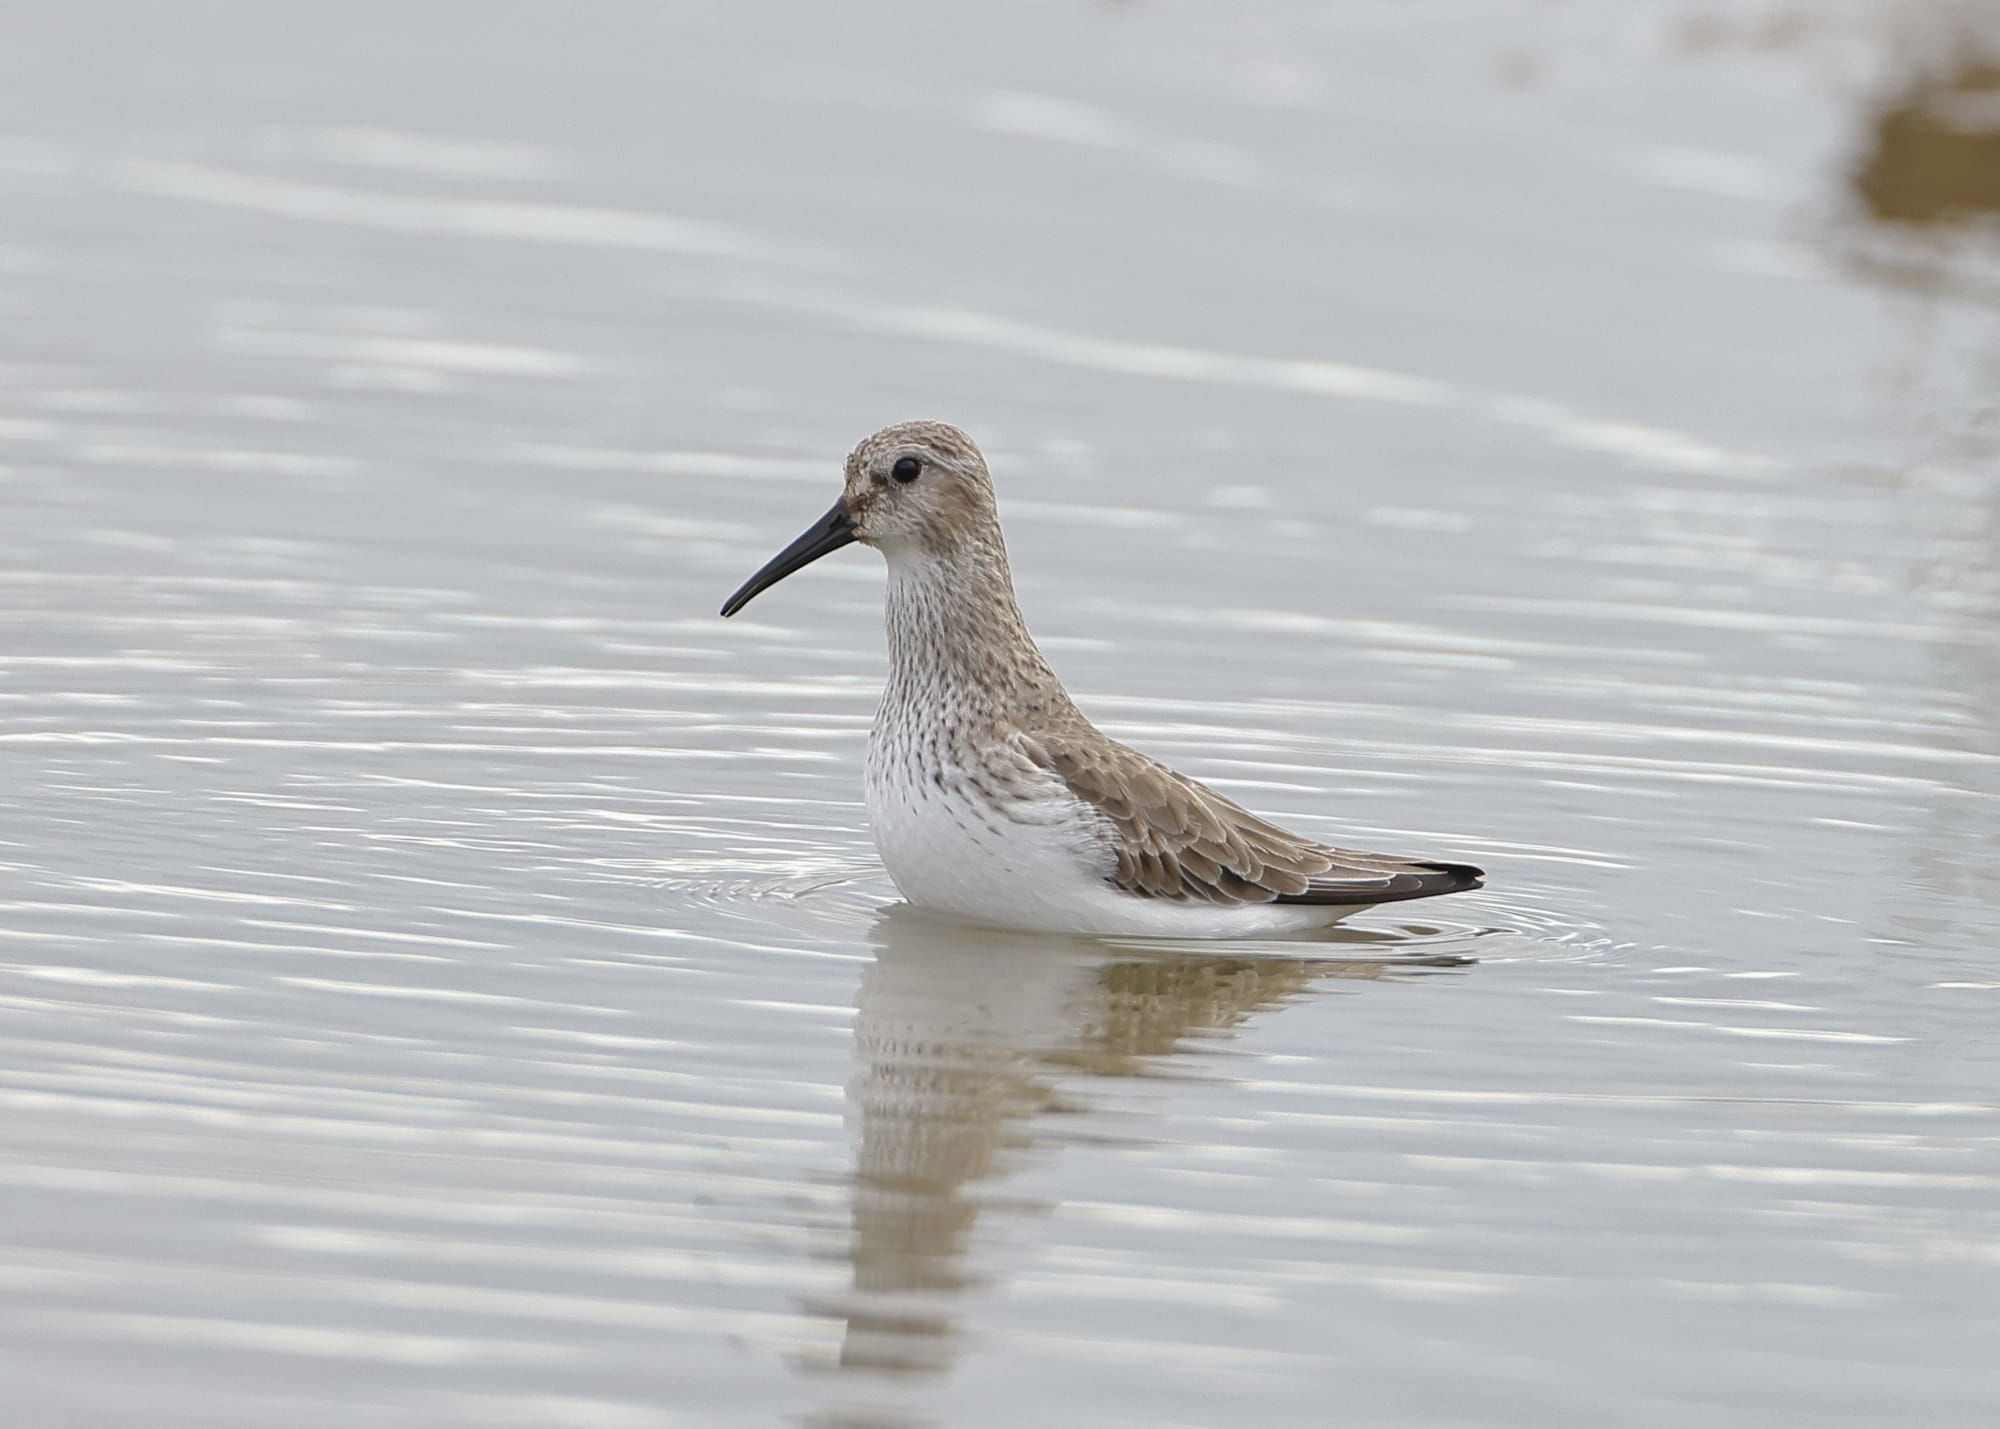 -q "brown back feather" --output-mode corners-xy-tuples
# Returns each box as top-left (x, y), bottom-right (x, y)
(1021, 727), (1482, 907)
